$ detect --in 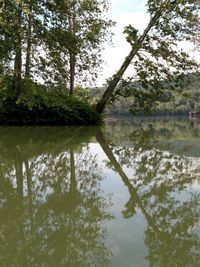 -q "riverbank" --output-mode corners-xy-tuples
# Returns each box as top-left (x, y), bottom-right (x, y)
(0, 97), (102, 126)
